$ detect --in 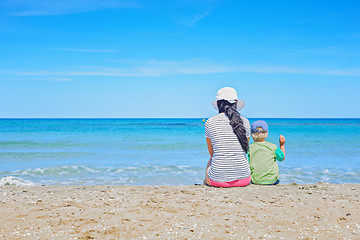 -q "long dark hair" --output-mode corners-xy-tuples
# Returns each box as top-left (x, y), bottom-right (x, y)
(217, 100), (248, 153)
